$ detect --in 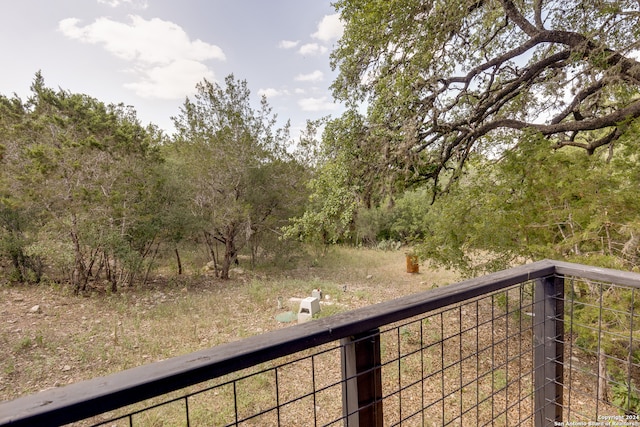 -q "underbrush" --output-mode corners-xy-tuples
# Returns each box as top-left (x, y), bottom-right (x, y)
(0, 245), (458, 402)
